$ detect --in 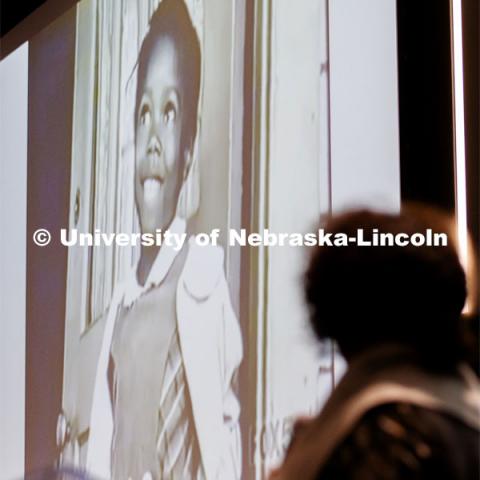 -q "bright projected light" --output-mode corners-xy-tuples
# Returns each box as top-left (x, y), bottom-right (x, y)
(450, 0), (469, 278)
